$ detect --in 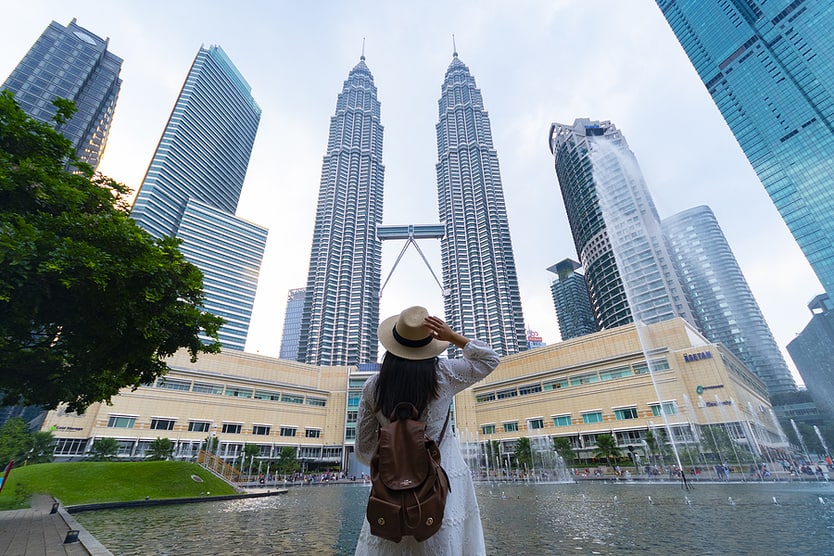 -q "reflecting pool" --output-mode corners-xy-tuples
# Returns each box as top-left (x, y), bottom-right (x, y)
(76, 481), (834, 555)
